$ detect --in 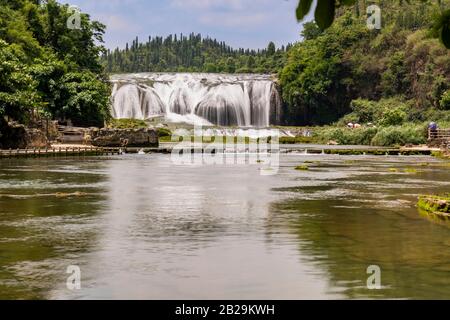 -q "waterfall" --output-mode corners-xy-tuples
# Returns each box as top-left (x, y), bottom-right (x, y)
(110, 73), (282, 127)
(112, 84), (143, 119)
